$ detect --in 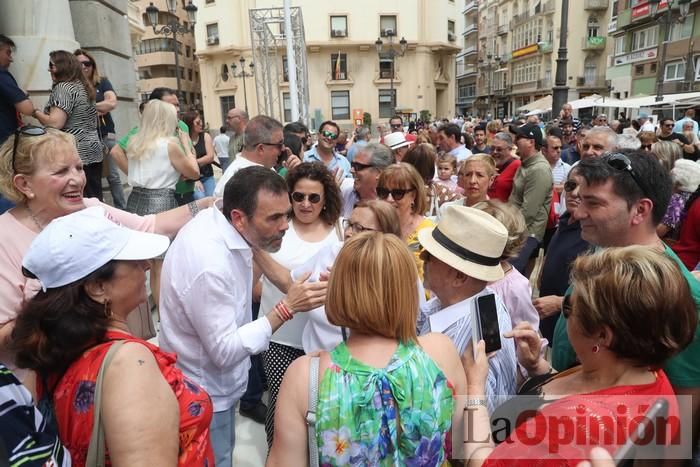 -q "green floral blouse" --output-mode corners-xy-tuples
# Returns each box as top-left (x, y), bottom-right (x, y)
(316, 341), (455, 466)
